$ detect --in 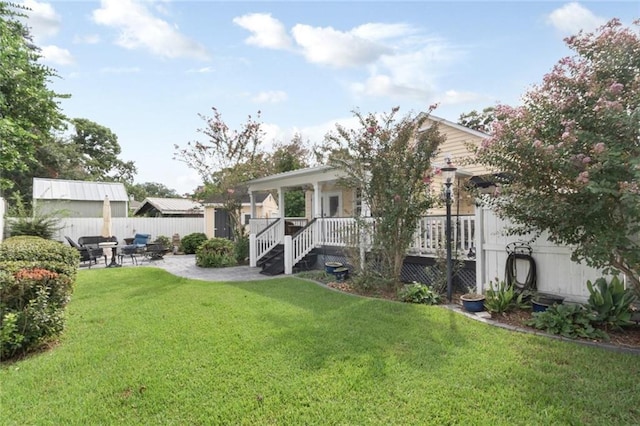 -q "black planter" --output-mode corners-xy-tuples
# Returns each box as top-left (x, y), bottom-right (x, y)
(532, 293), (564, 312)
(460, 295), (486, 312)
(325, 262), (343, 274)
(333, 267), (349, 282)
